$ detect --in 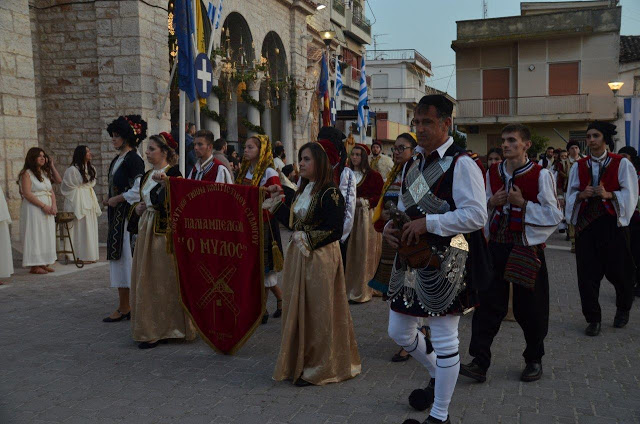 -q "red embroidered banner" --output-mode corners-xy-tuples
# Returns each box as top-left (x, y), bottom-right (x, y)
(168, 178), (264, 354)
